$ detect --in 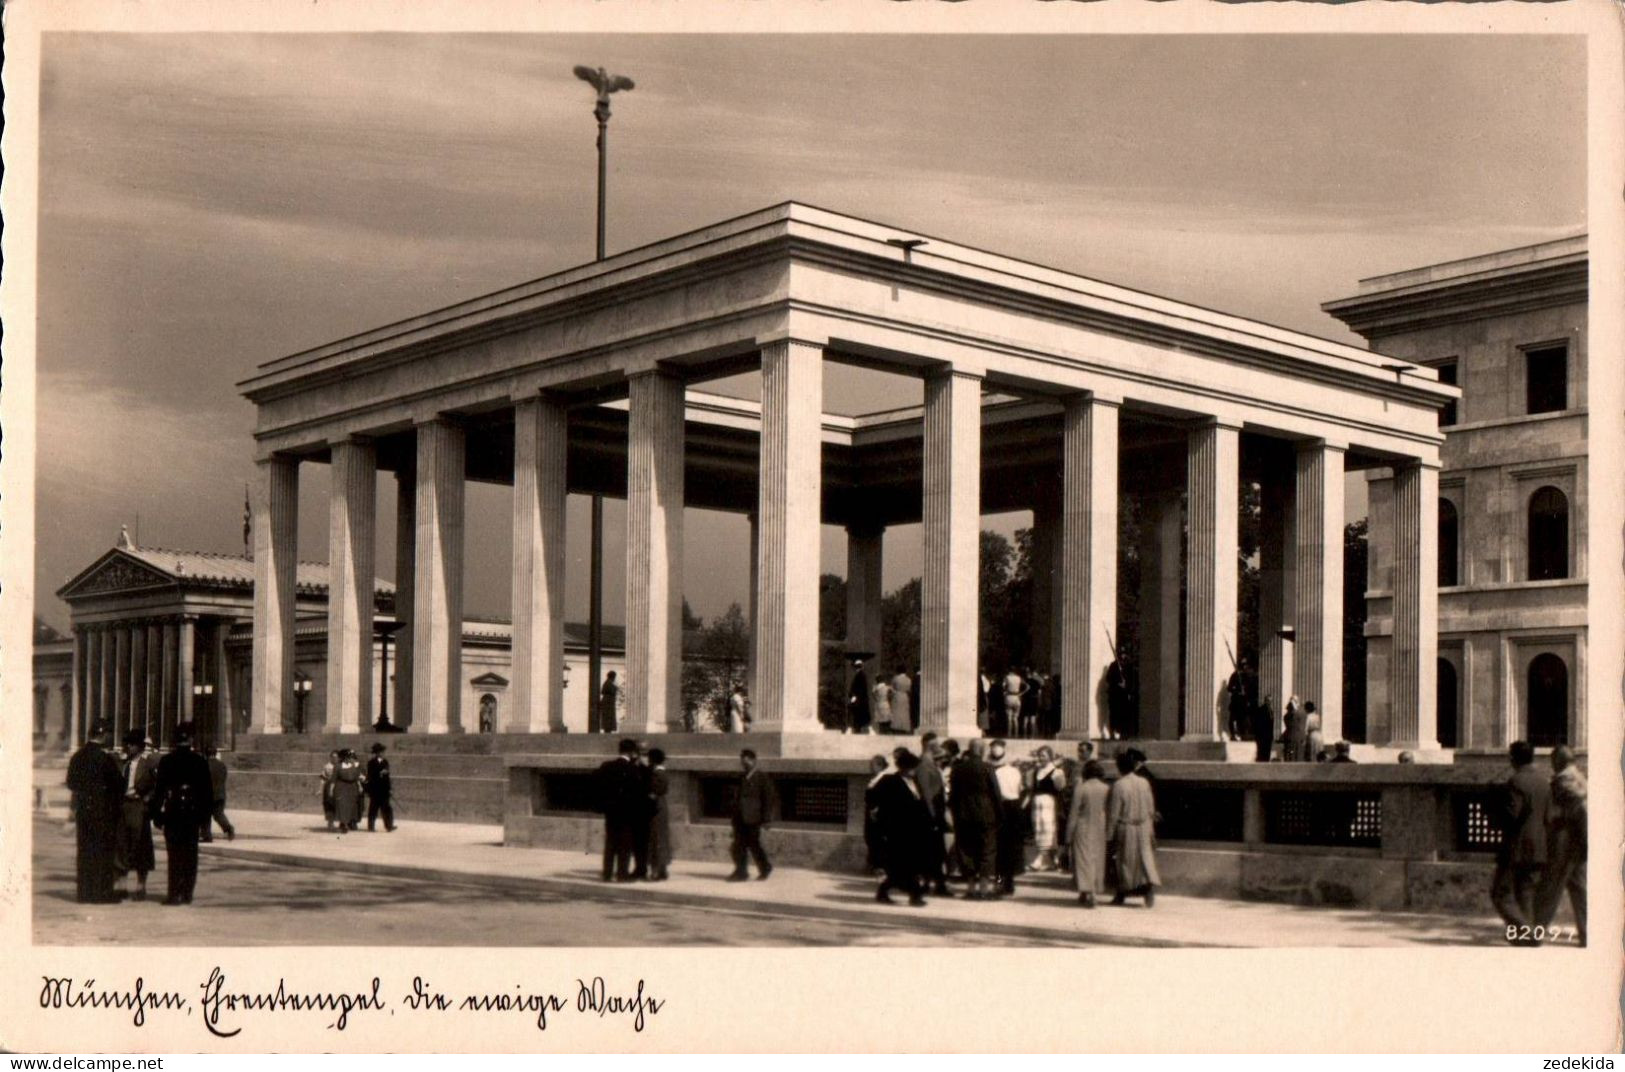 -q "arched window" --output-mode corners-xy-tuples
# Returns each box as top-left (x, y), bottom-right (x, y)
(1526, 653), (1568, 748)
(1527, 486), (1569, 581)
(1436, 658), (1458, 749)
(1438, 499), (1460, 587)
